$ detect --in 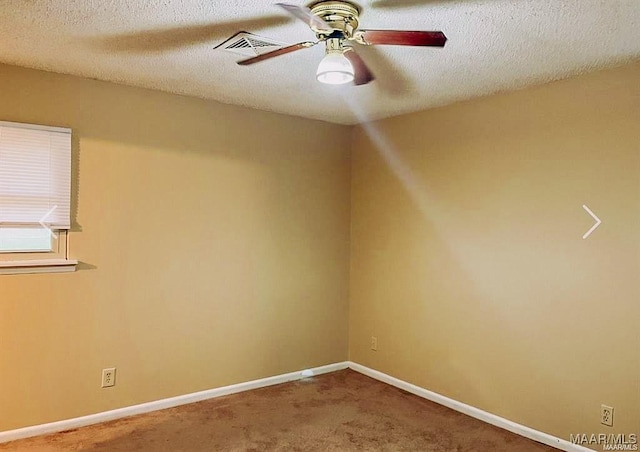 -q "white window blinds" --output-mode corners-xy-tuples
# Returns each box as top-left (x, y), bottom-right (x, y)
(0, 121), (72, 229)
